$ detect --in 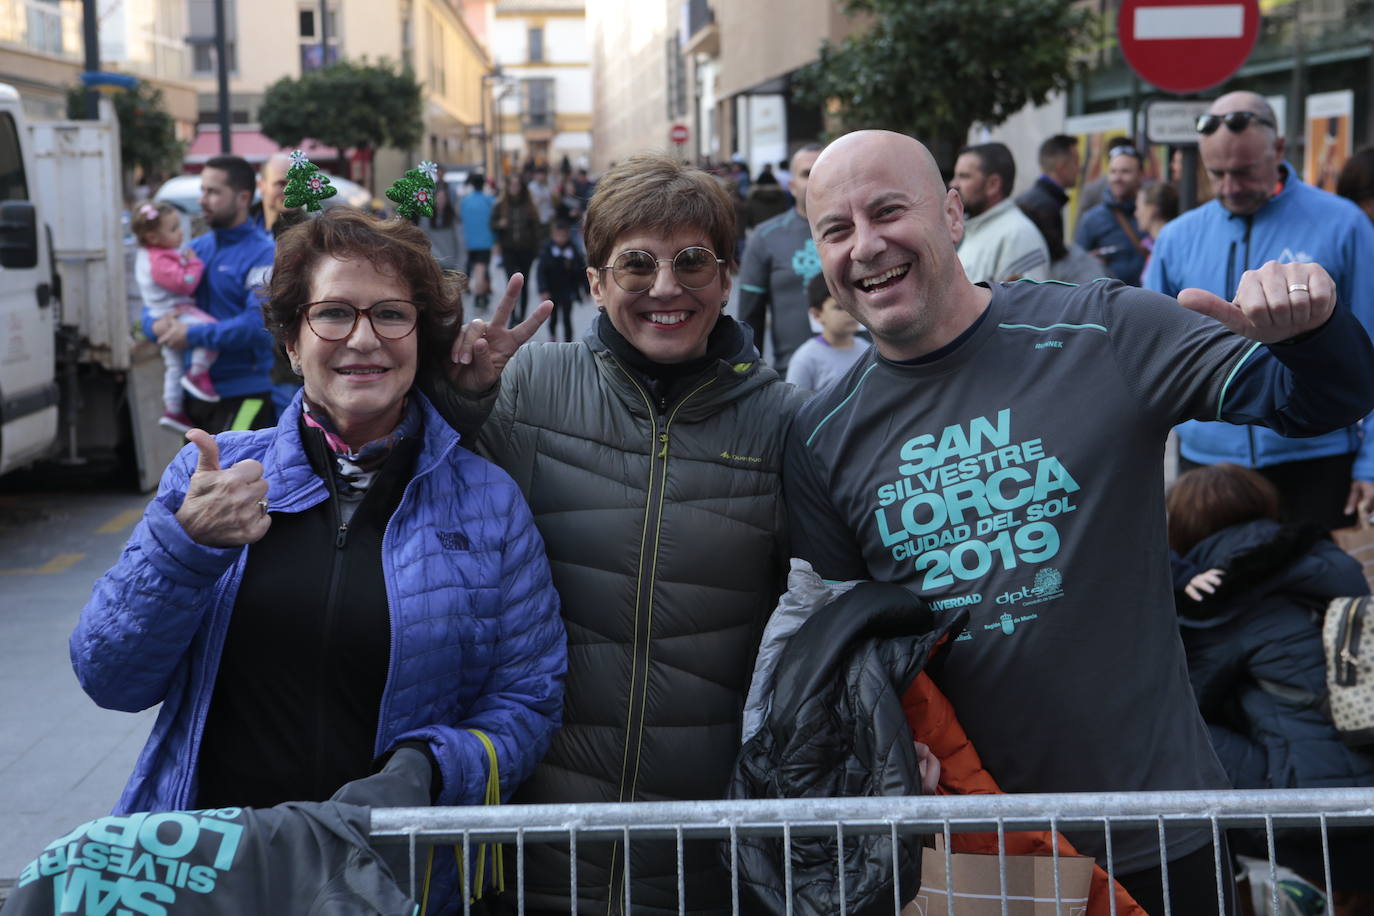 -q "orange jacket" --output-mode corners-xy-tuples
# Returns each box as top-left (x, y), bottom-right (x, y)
(903, 672), (1147, 916)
